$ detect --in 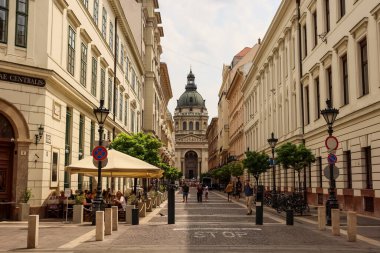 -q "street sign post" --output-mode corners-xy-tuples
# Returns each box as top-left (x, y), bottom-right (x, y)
(323, 165), (339, 180)
(93, 157), (108, 168)
(92, 146), (108, 161)
(327, 154), (337, 164)
(325, 136), (339, 151)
